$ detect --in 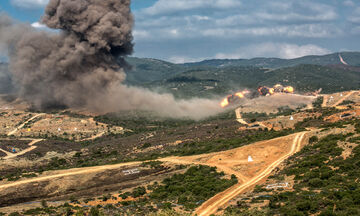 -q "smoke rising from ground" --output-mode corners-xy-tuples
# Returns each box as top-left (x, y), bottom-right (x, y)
(0, 0), (223, 119)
